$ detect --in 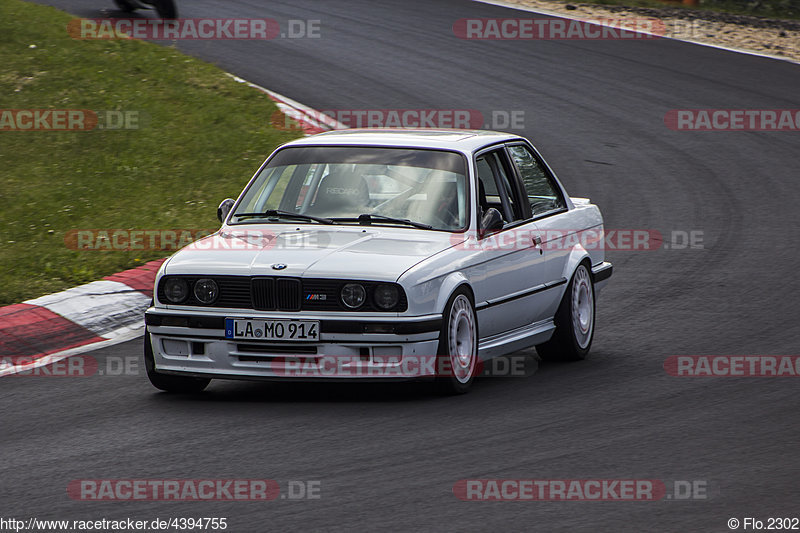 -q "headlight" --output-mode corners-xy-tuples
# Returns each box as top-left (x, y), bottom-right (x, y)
(193, 278), (219, 304)
(373, 284), (399, 310)
(340, 283), (366, 309)
(163, 278), (189, 303)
